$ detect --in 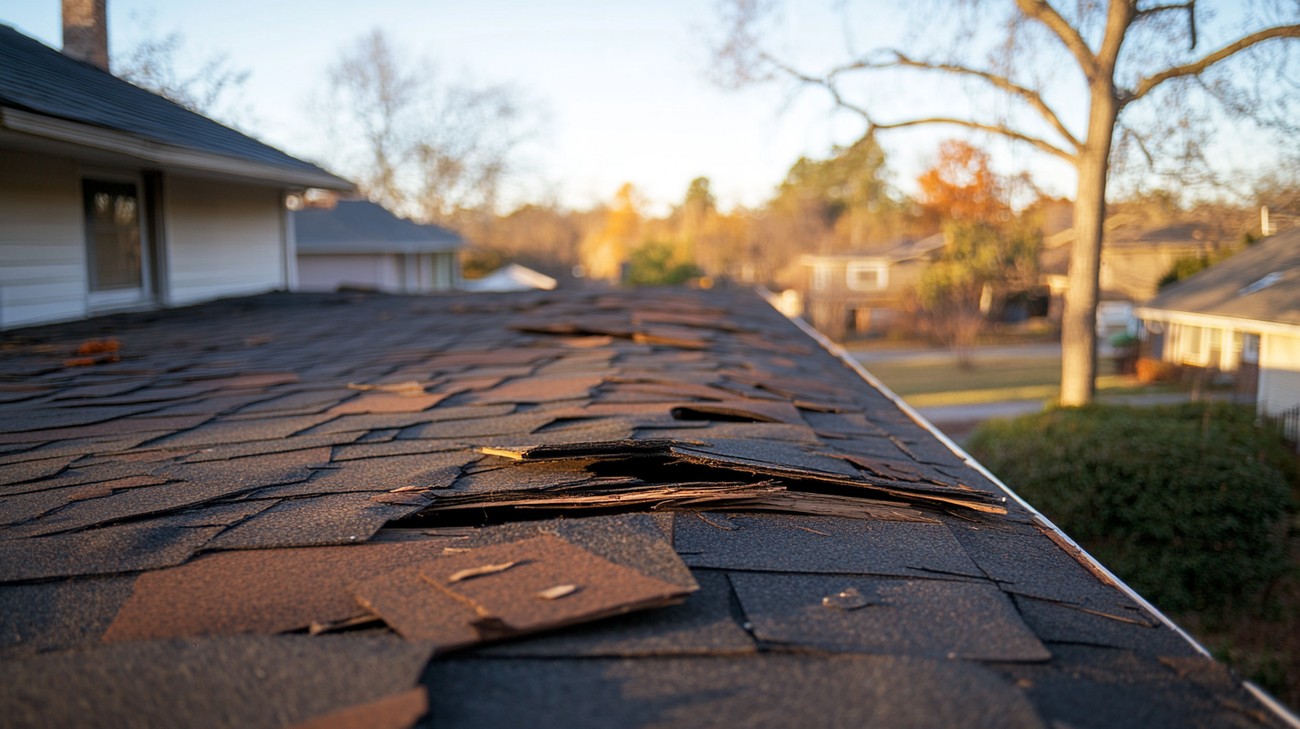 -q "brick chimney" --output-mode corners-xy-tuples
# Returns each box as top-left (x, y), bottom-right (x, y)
(62, 0), (109, 71)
